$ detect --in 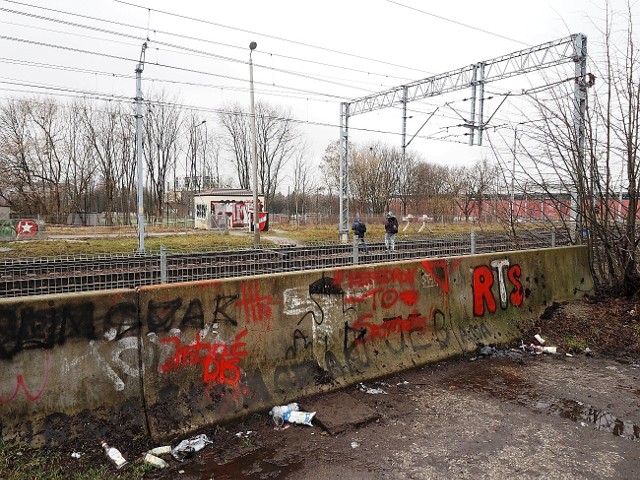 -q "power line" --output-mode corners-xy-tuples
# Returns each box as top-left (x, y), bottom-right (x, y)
(0, 84), (470, 146)
(0, 53), (532, 132)
(0, 35), (351, 101)
(0, 60), (340, 105)
(3, 0), (424, 83)
(385, 0), (530, 47)
(113, 0), (434, 75)
(1, 6), (394, 96)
